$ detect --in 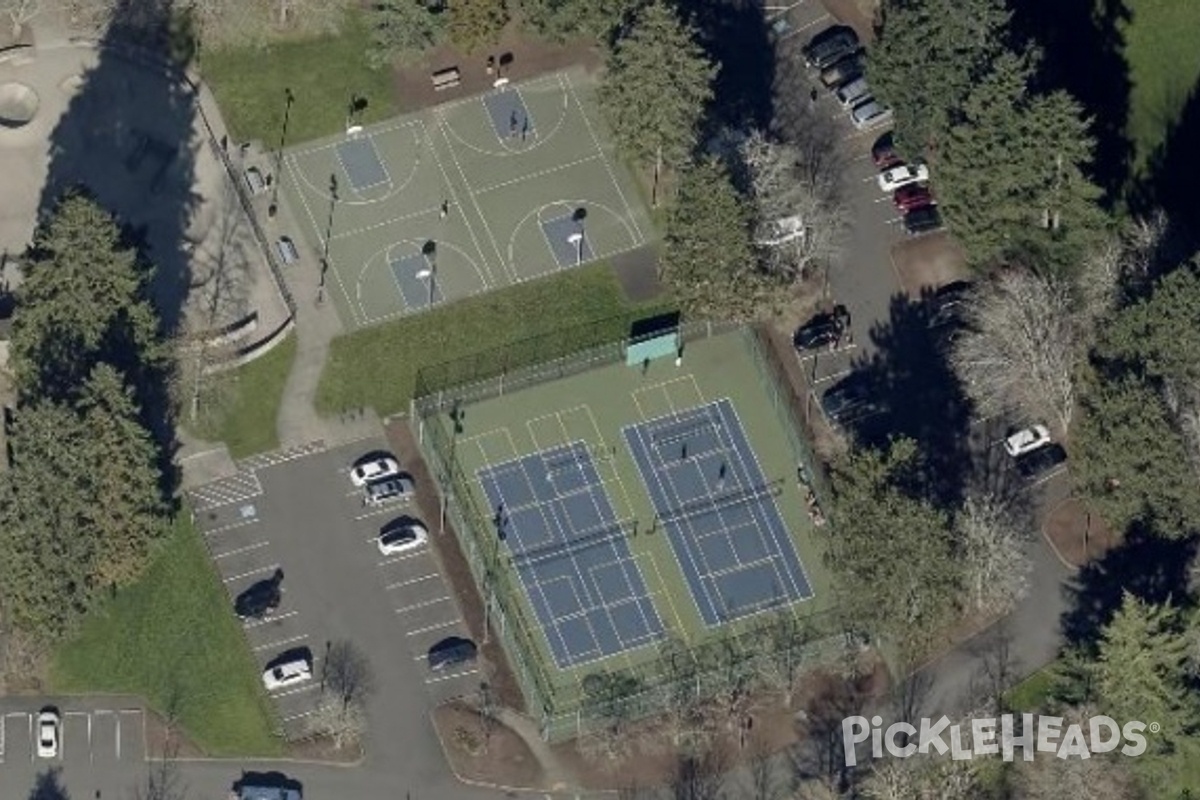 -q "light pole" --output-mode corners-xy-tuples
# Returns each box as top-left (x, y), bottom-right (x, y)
(269, 88), (294, 217)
